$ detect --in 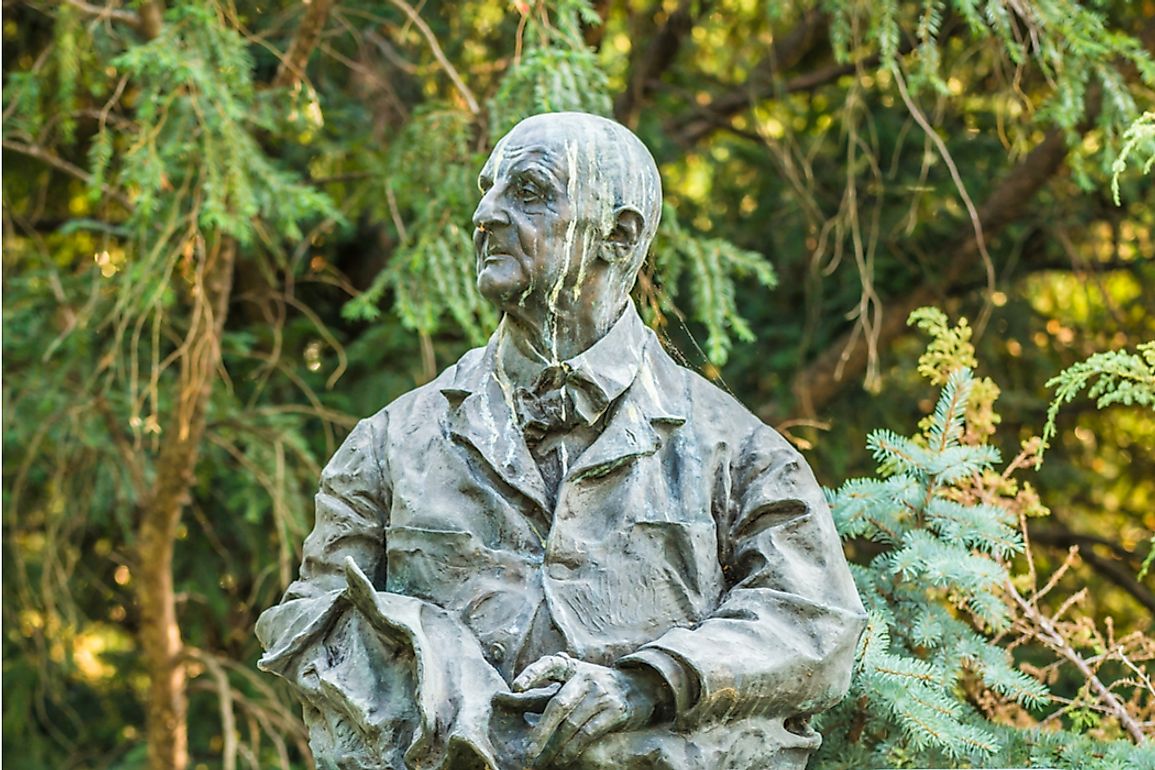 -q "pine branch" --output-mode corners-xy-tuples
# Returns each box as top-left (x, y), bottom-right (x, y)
(1039, 341), (1155, 460)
